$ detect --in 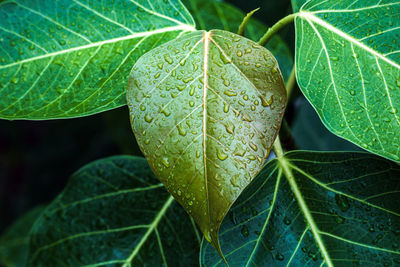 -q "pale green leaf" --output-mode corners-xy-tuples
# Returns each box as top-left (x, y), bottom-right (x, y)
(127, 30), (287, 256)
(0, 0), (195, 119)
(0, 206), (45, 267)
(28, 156), (200, 266)
(182, 0), (294, 80)
(295, 0), (400, 162)
(201, 151), (400, 266)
